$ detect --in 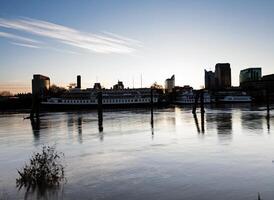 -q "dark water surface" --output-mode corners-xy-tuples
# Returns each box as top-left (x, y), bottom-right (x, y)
(0, 104), (274, 199)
